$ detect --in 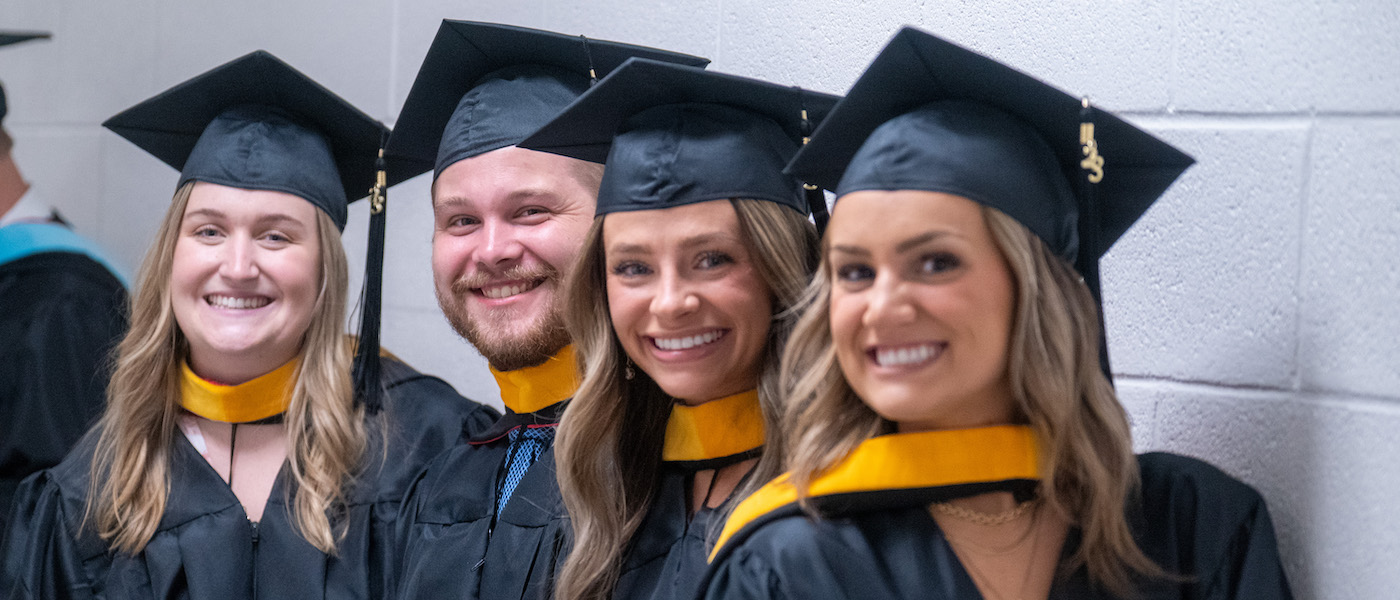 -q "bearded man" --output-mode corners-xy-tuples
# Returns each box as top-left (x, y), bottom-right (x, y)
(386, 21), (705, 600)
